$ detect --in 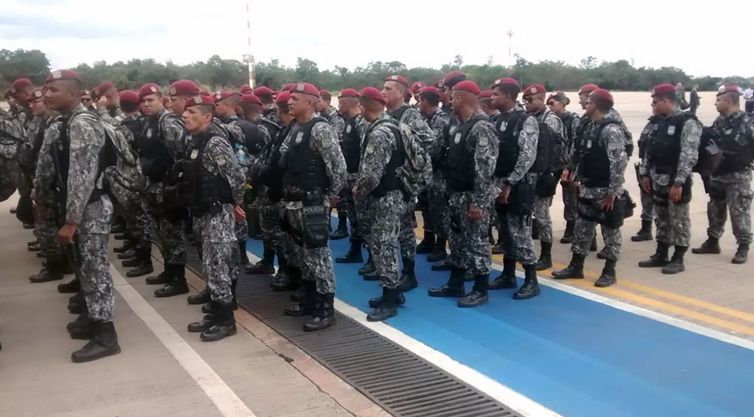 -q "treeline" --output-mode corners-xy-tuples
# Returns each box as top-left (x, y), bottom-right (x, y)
(1, 49), (752, 93)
